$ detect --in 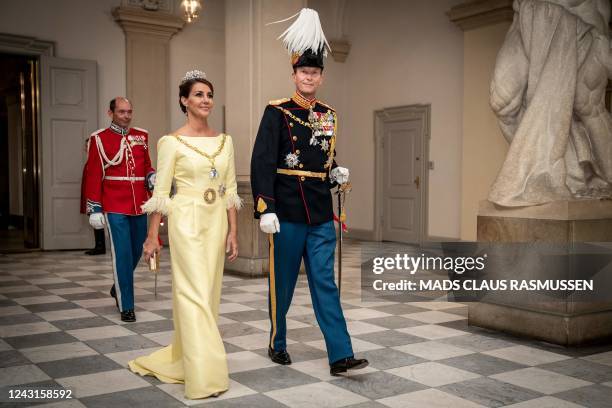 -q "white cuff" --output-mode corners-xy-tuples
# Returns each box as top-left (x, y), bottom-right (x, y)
(226, 193), (244, 210)
(141, 196), (172, 215)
